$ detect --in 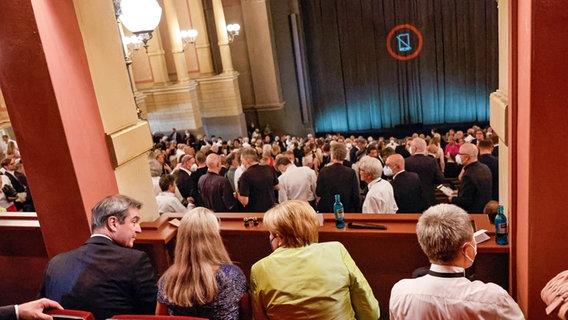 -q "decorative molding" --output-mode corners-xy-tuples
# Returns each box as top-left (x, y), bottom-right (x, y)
(106, 120), (153, 168)
(489, 90), (508, 146)
(242, 101), (286, 111)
